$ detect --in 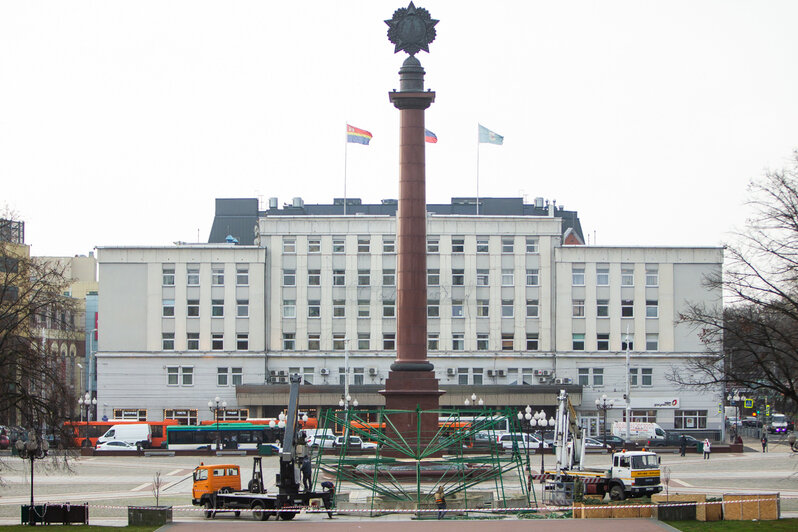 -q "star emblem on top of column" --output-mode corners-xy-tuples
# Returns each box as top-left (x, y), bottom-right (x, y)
(385, 2), (438, 56)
